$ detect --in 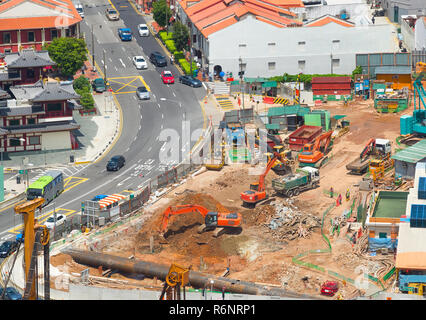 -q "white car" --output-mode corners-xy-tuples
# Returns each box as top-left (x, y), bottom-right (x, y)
(44, 213), (66, 229)
(75, 4), (84, 18)
(138, 24), (149, 37)
(132, 56), (147, 70)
